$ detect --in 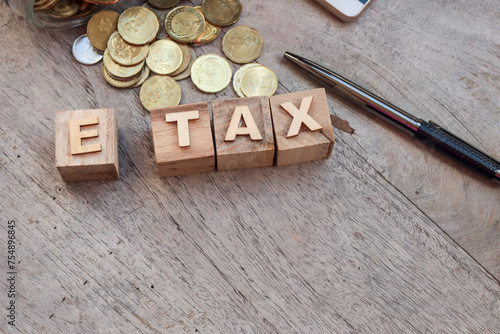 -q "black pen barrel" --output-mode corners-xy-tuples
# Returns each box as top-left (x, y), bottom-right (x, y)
(284, 52), (500, 183)
(416, 121), (500, 182)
